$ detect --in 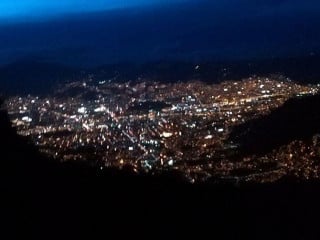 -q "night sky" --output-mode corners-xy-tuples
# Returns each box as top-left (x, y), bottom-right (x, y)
(0, 0), (182, 19)
(0, 0), (320, 66)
